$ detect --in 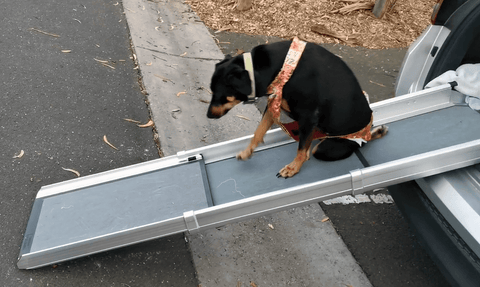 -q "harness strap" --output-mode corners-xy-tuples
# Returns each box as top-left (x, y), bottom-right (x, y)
(280, 115), (373, 142)
(267, 37), (307, 119)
